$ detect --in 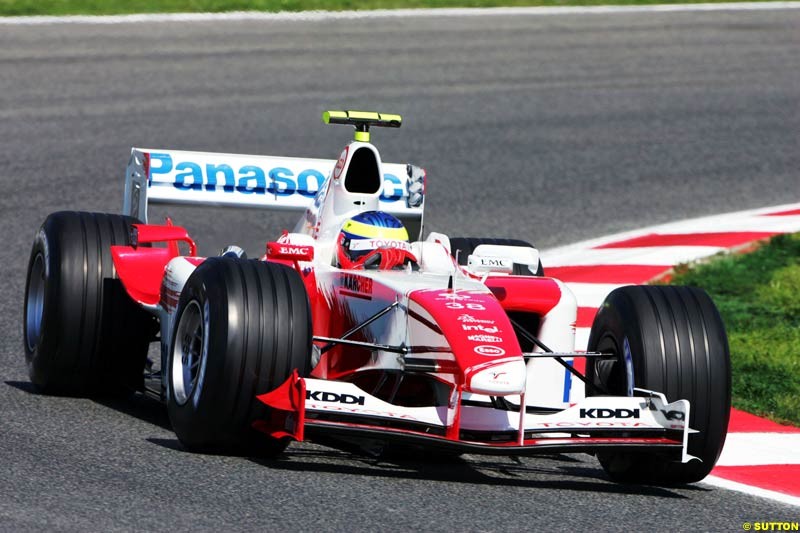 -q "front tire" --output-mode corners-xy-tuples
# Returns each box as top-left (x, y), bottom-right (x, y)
(167, 258), (312, 455)
(23, 211), (154, 395)
(586, 285), (731, 484)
